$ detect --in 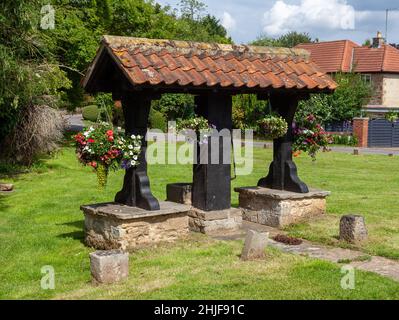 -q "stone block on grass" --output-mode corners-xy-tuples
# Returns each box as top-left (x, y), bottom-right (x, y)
(0, 183), (13, 192)
(241, 230), (269, 261)
(90, 250), (129, 284)
(166, 183), (192, 205)
(340, 215), (368, 243)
